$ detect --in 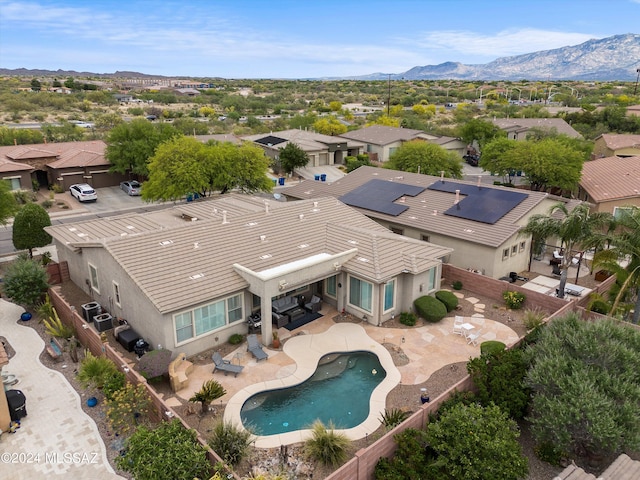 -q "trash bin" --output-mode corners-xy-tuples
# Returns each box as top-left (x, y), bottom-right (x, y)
(278, 177), (285, 186)
(320, 174), (327, 182)
(272, 178), (277, 186)
(314, 174), (320, 181)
